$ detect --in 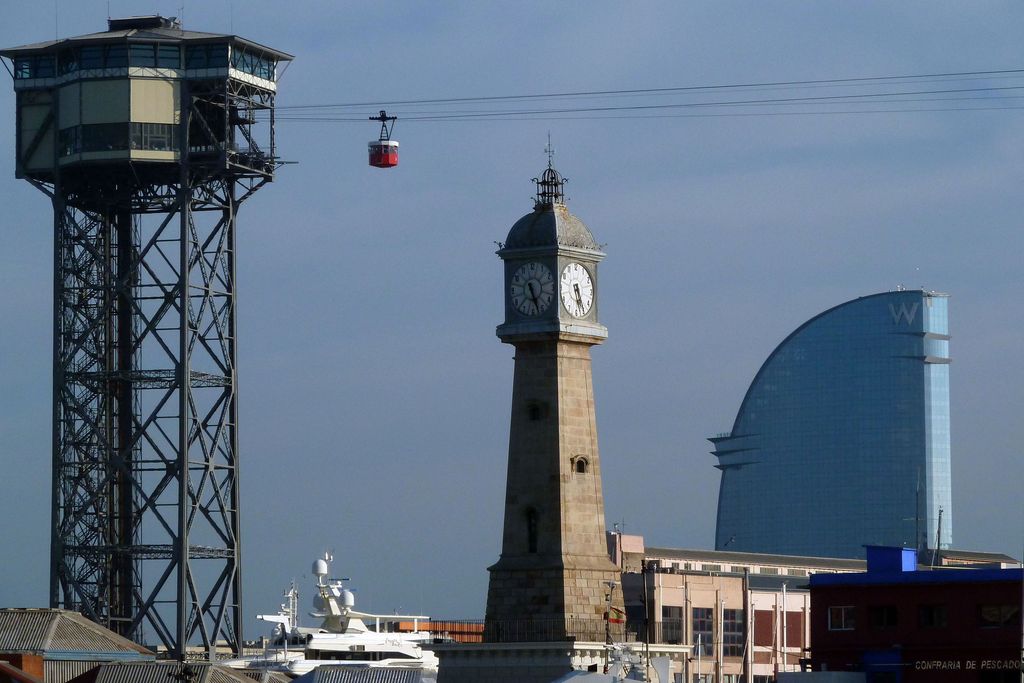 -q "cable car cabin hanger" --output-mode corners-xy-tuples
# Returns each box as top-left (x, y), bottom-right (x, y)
(369, 110), (398, 168)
